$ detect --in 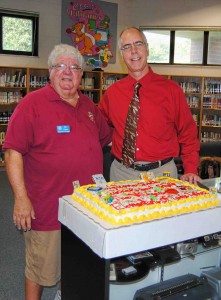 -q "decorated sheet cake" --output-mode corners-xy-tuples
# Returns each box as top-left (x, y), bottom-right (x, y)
(72, 176), (219, 226)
